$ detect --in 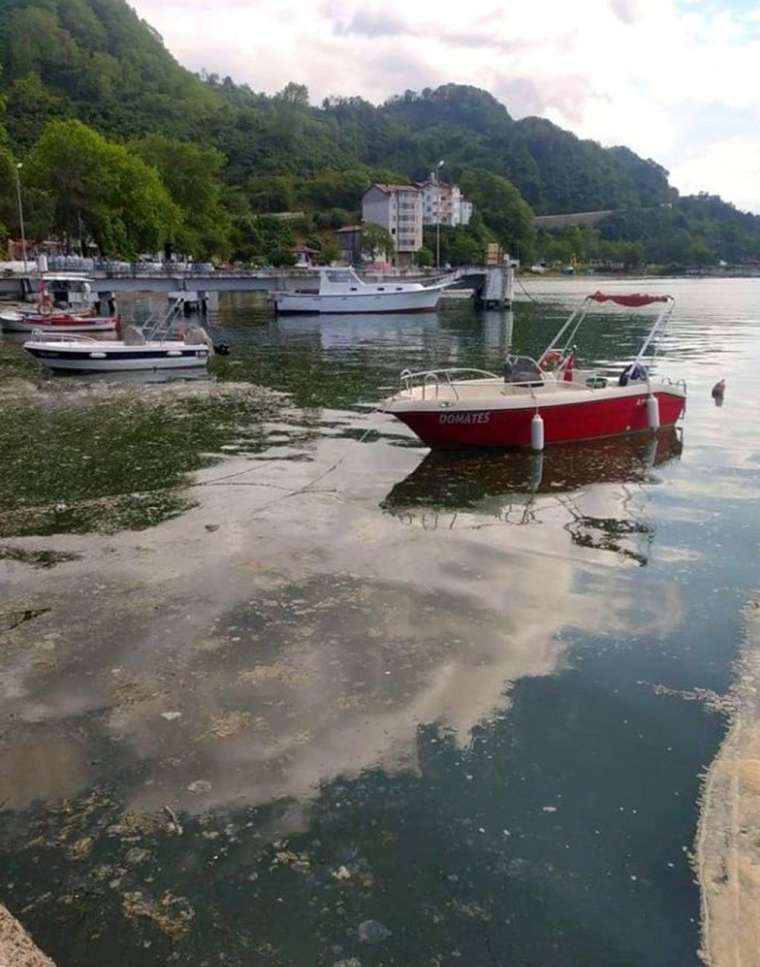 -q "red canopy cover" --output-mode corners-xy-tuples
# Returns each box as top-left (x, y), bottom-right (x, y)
(589, 292), (670, 307)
